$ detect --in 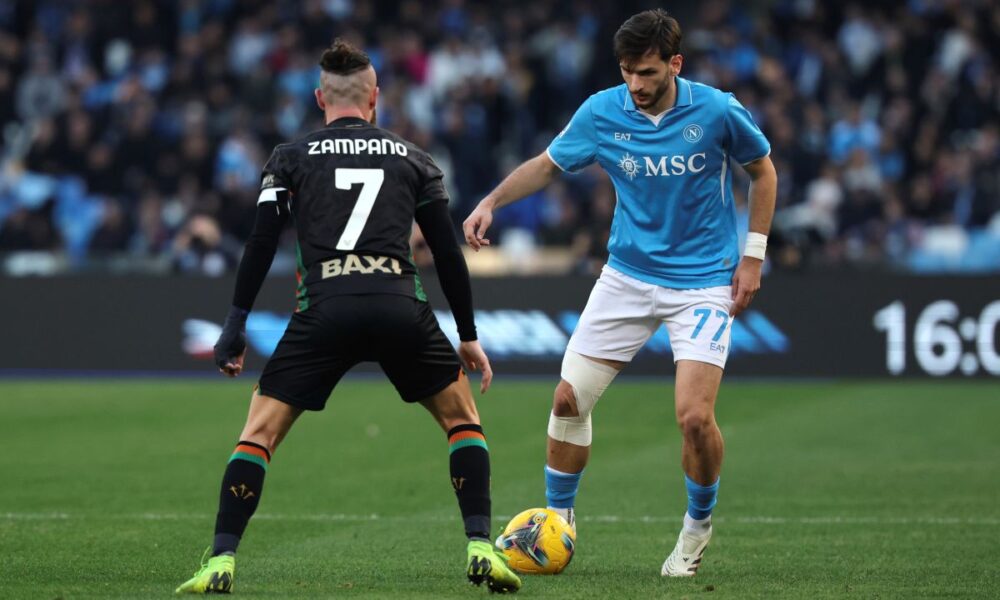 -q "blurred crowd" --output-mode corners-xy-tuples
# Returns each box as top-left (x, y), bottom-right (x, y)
(0, 0), (998, 275)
